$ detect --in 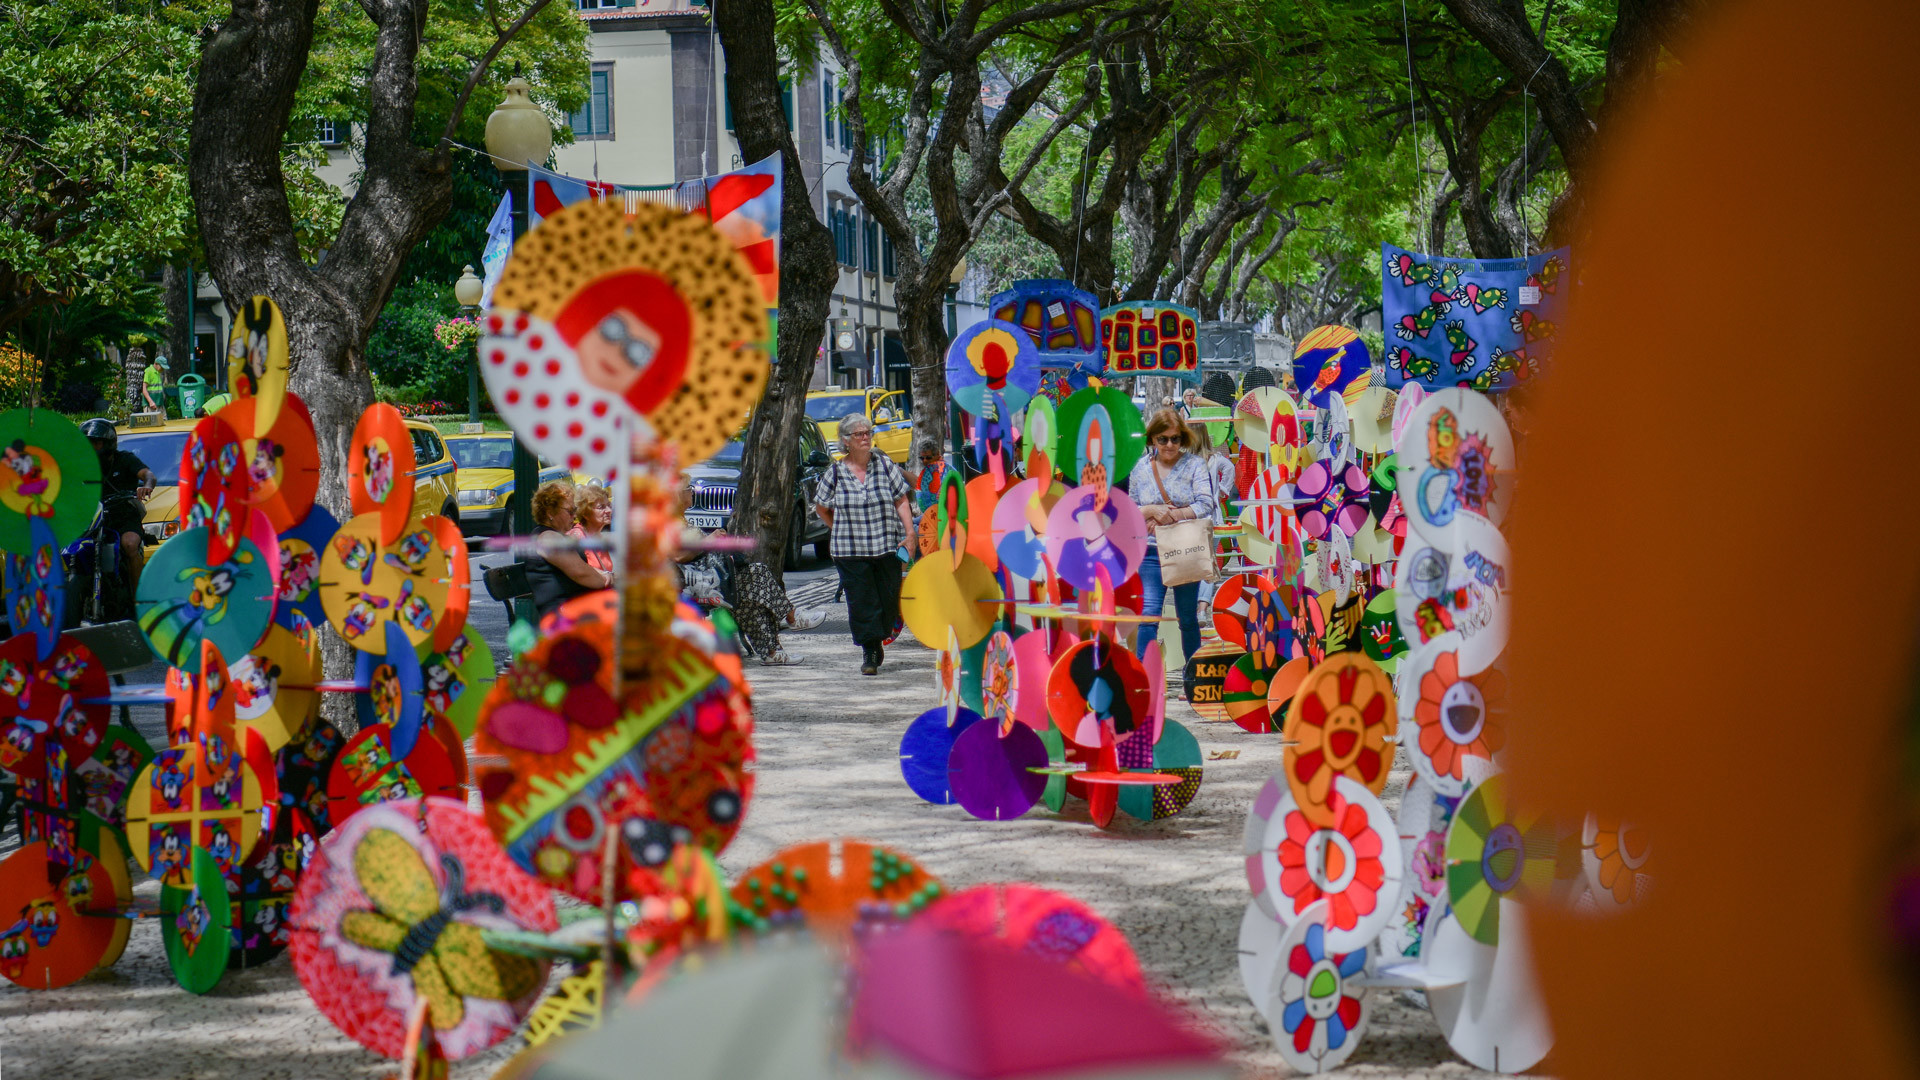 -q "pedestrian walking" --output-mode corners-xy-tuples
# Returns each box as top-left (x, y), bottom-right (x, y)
(1130, 409), (1217, 665)
(813, 414), (915, 676)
